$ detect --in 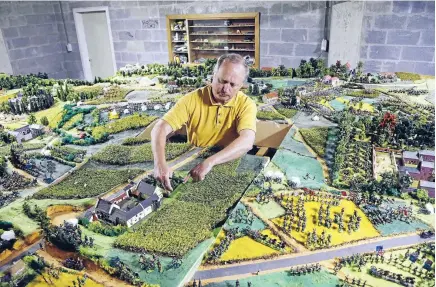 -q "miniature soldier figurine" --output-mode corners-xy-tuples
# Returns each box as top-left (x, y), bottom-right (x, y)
(247, 282), (252, 287)
(192, 280), (197, 287)
(236, 279), (240, 287)
(326, 234), (332, 247)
